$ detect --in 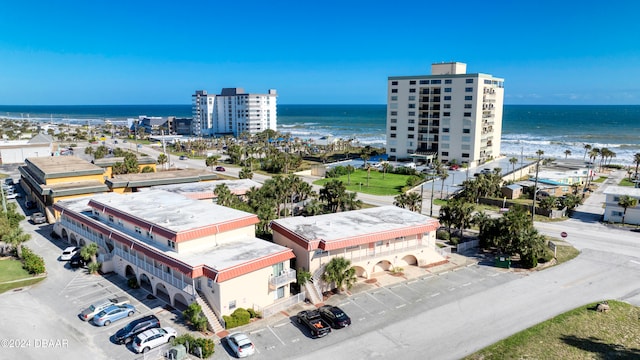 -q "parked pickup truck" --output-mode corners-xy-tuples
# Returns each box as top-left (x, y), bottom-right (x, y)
(296, 310), (332, 338)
